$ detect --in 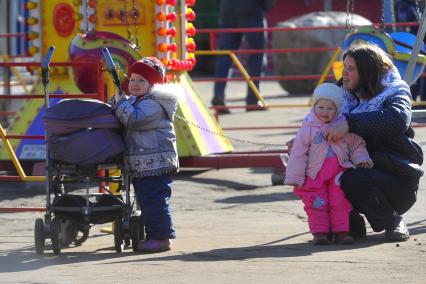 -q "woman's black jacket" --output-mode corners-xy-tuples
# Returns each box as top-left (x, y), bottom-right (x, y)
(345, 93), (423, 180)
